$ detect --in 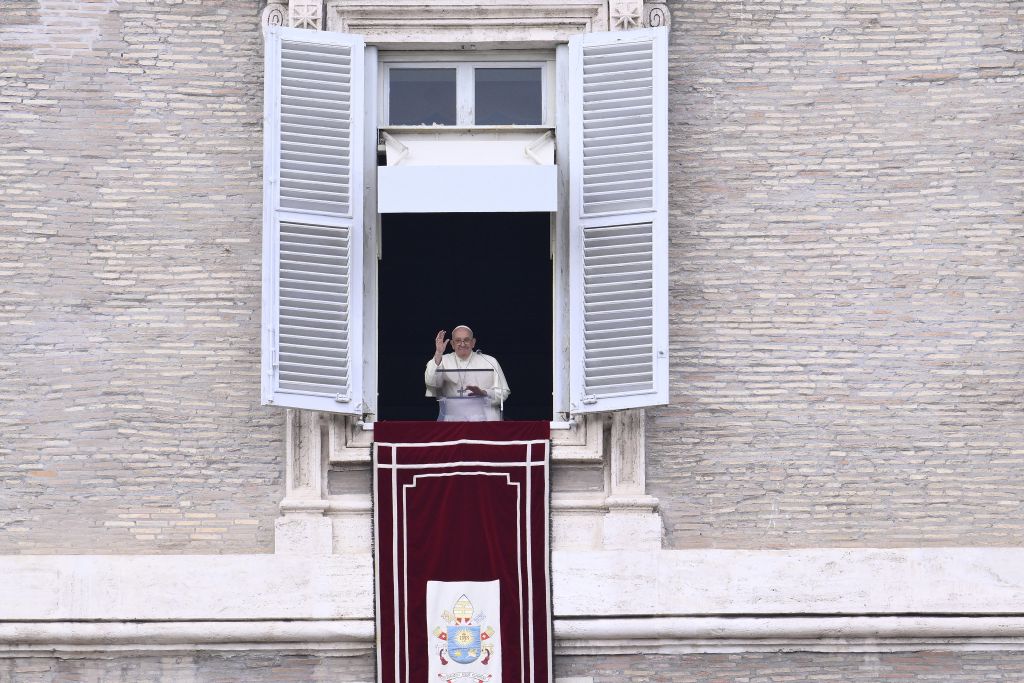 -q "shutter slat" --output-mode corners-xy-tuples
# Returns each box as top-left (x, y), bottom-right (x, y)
(278, 342), (347, 355)
(584, 123), (653, 139)
(280, 351), (348, 365)
(584, 163), (654, 178)
(280, 363), (348, 378)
